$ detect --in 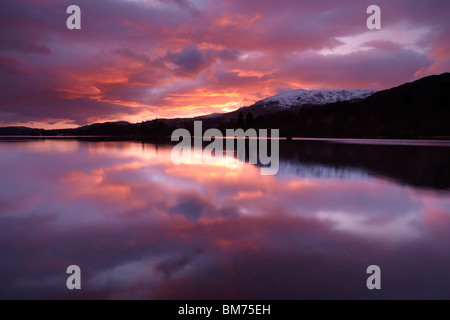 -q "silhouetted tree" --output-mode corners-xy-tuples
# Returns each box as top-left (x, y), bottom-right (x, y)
(139, 121), (145, 136)
(237, 112), (245, 129)
(151, 118), (169, 137)
(246, 112), (254, 129)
